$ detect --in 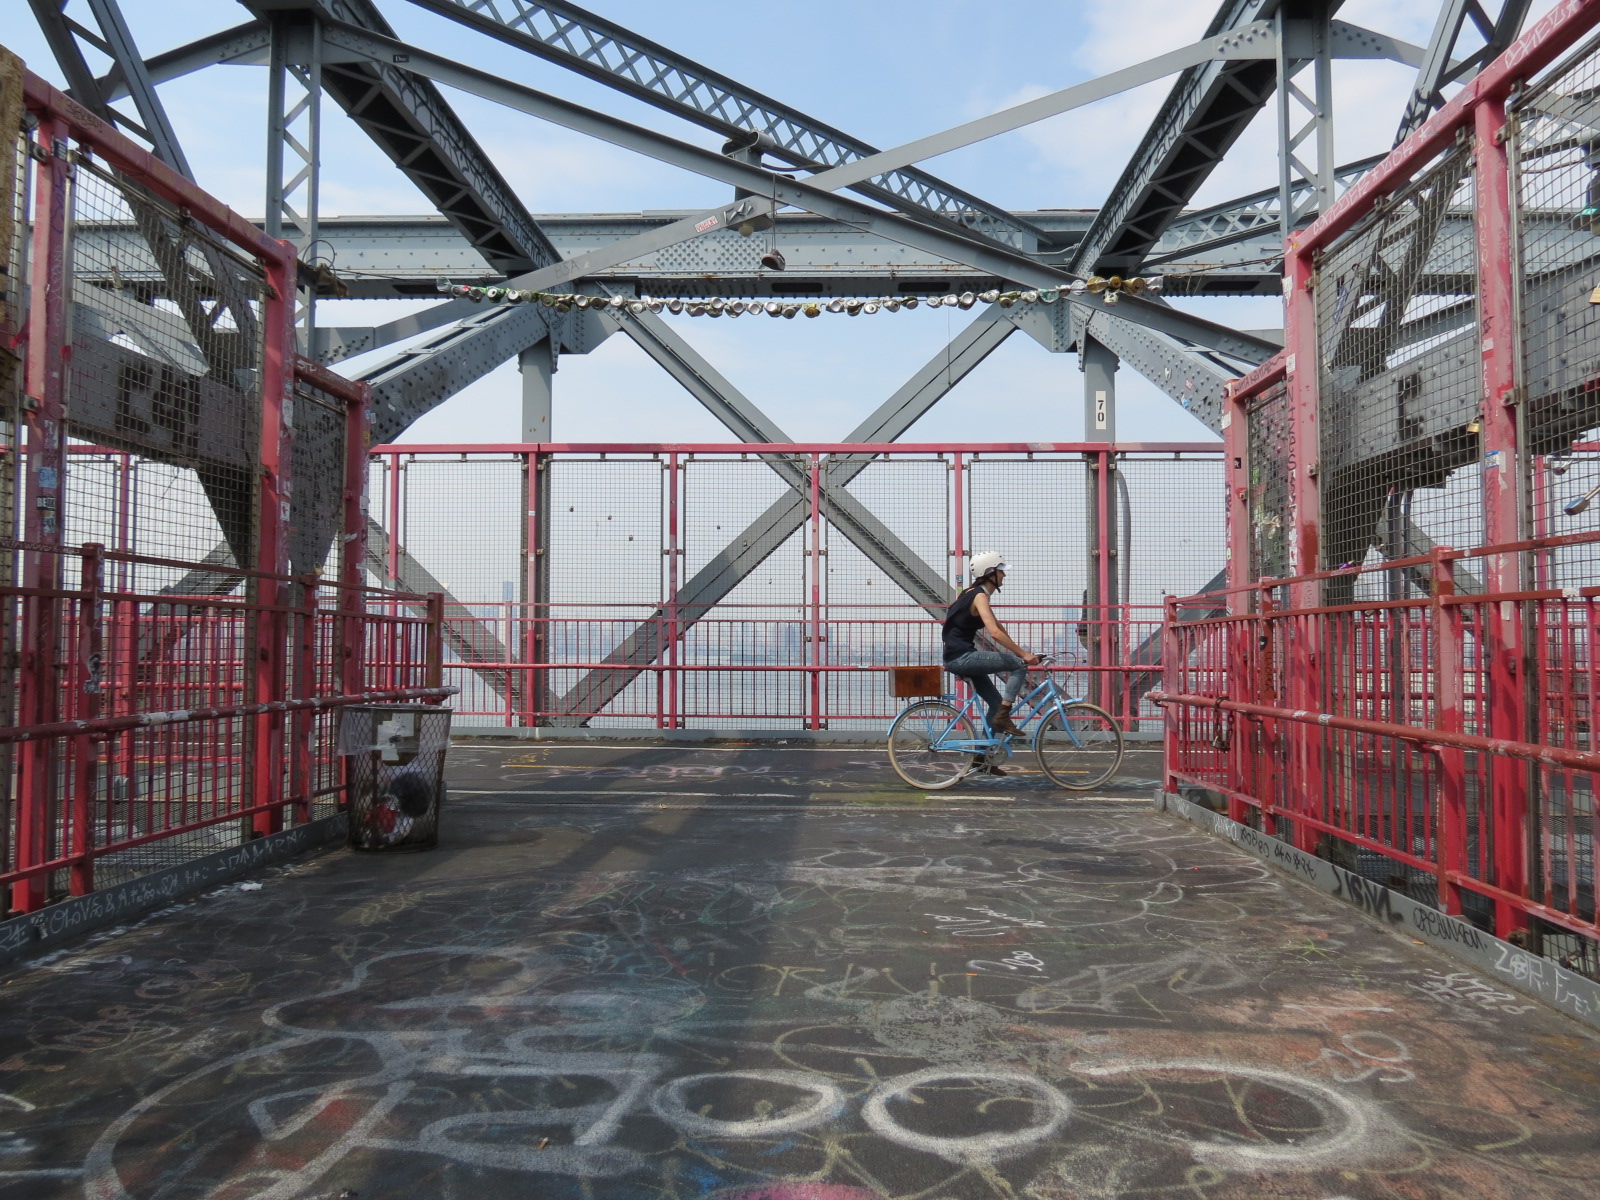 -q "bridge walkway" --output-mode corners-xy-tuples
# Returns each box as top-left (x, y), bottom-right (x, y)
(1, 742), (1598, 1198)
